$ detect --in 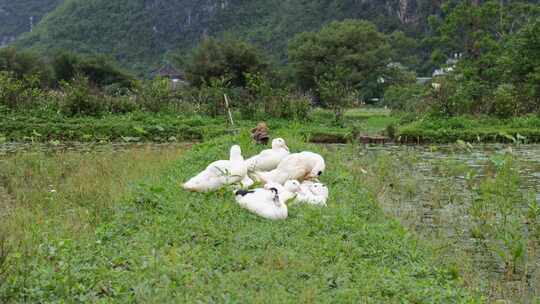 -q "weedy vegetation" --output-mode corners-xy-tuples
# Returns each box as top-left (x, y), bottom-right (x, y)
(351, 143), (540, 302)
